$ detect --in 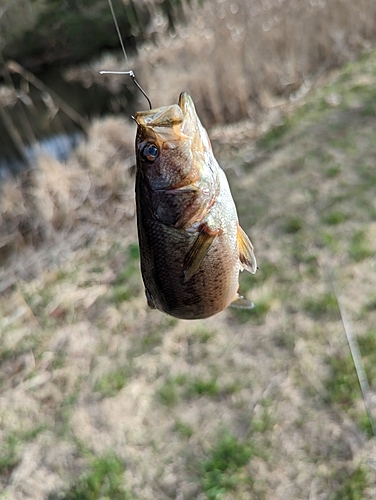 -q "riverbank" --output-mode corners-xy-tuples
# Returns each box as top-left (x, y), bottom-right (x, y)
(1, 46), (376, 499)
(1, 0), (376, 170)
